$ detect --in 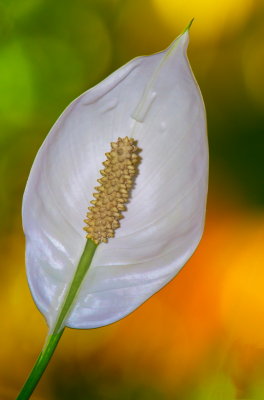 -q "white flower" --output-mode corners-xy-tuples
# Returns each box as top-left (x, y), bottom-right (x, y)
(22, 29), (208, 330)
